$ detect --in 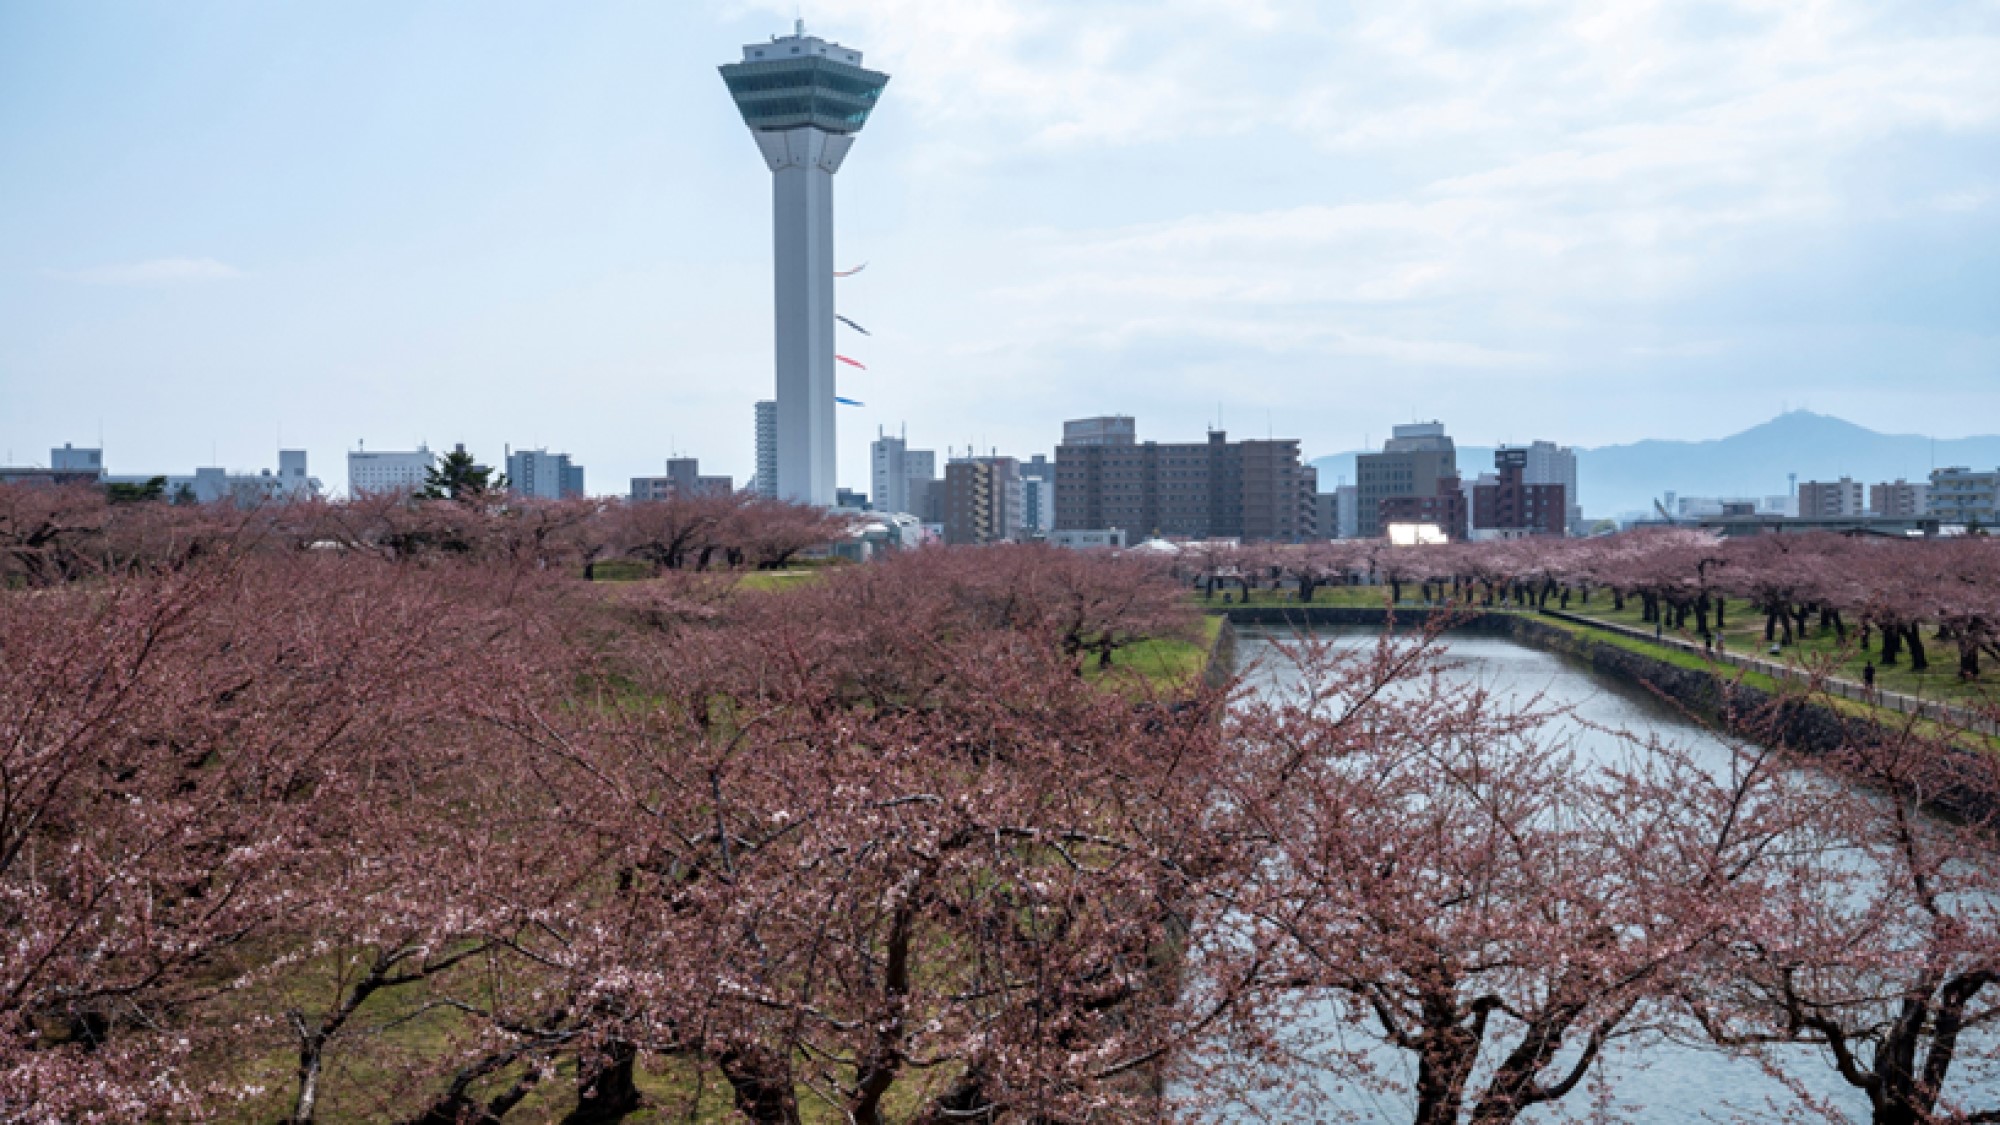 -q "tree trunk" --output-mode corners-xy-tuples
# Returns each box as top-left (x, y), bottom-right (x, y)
(1413, 1037), (1478, 1125)
(560, 1042), (642, 1125)
(1906, 625), (1928, 672)
(718, 1048), (804, 1125)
